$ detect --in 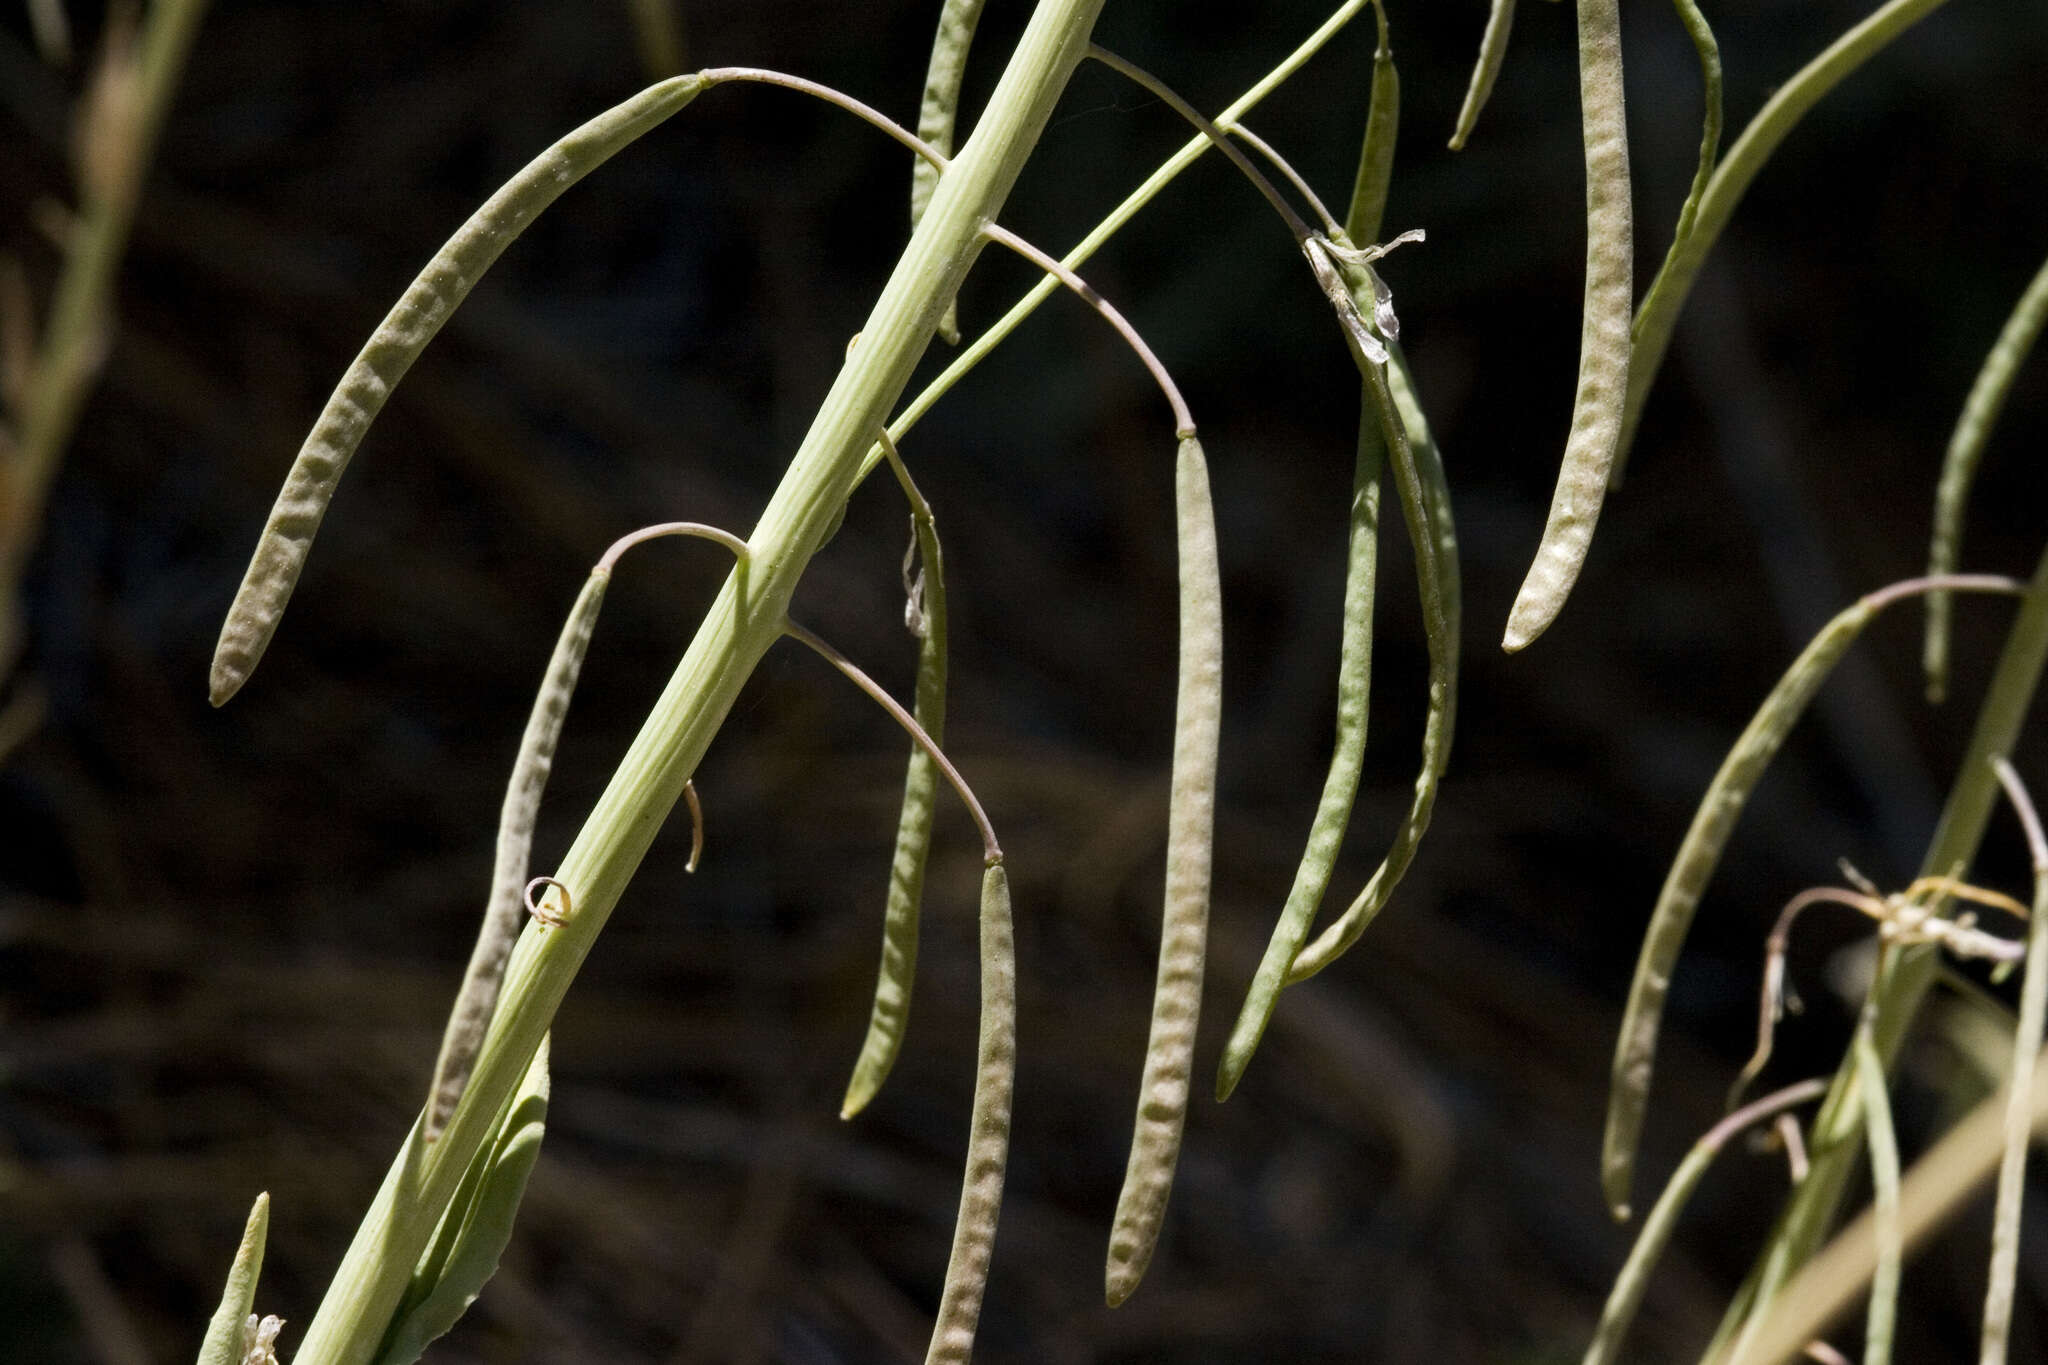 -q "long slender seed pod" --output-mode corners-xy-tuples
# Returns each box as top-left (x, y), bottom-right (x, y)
(1925, 255), (2048, 703)
(1982, 759), (2048, 1365)
(428, 522), (747, 1140)
(1105, 435), (1221, 1306)
(1618, 0), (1951, 472)
(923, 859), (1017, 1365)
(376, 1038), (550, 1365)
(844, 505), (950, 1119)
(424, 572), (604, 1142)
(1501, 0), (1631, 652)
(1582, 1080), (1827, 1365)
(1855, 1027), (1901, 1365)
(208, 75), (705, 706)
(1448, 0), (1516, 152)
(1601, 574), (2024, 1219)
(1286, 352), (1458, 981)
(1217, 422), (1381, 1099)
(195, 1193), (270, 1365)
(1342, 0), (1399, 249)
(1604, 0), (1718, 497)
(913, 0), (989, 343)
